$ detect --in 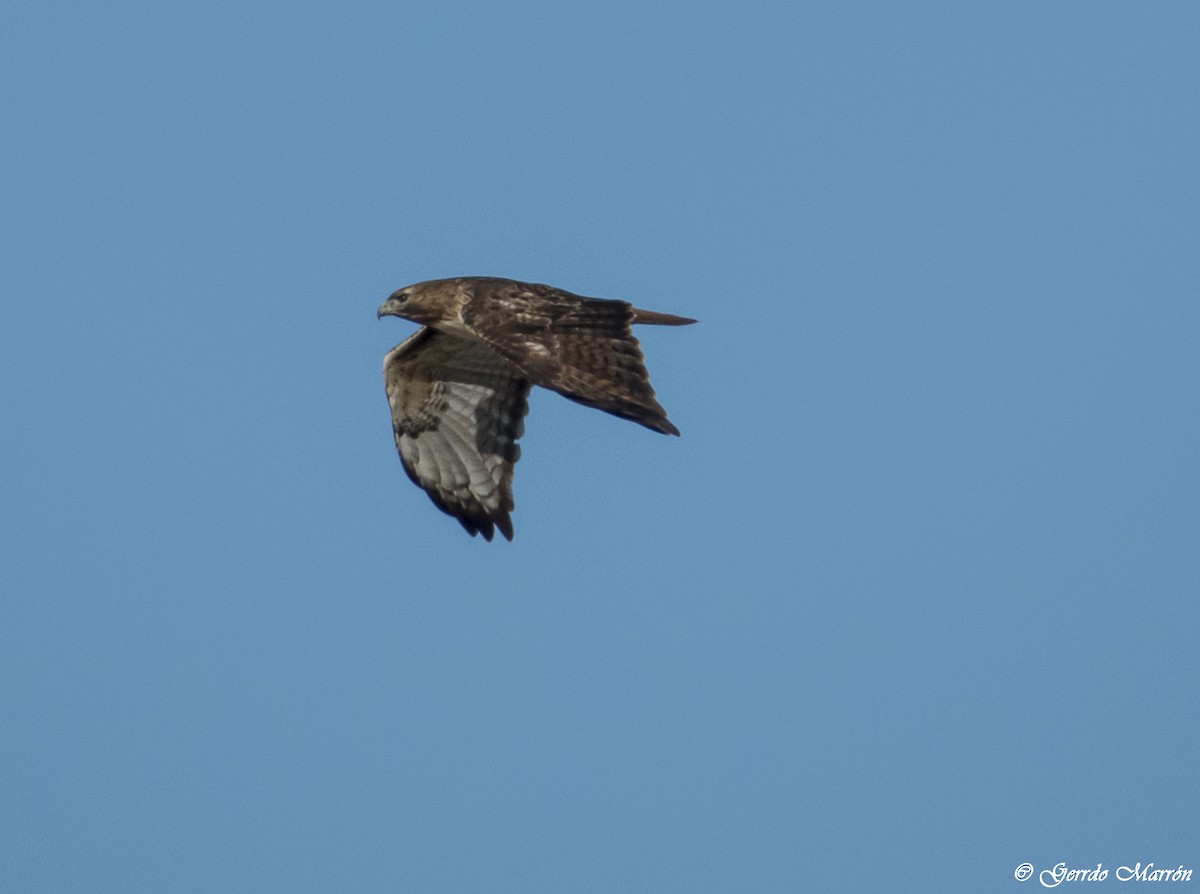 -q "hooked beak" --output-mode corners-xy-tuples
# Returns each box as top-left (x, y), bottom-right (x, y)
(377, 291), (405, 320)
